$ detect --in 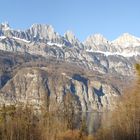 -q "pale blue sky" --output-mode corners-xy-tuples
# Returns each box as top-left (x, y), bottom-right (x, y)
(0, 0), (140, 41)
